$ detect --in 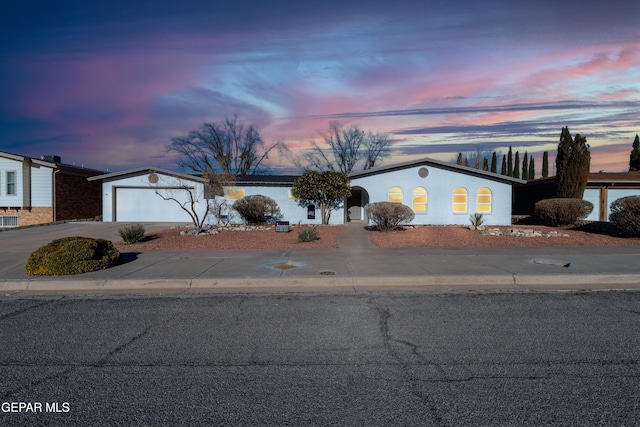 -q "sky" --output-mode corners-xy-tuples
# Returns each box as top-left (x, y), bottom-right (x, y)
(1, 0), (639, 175)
